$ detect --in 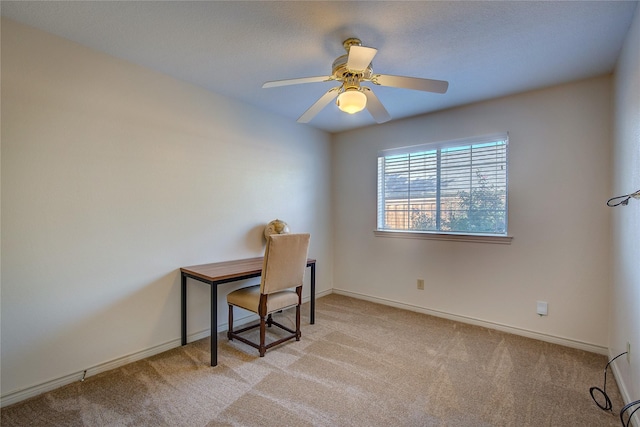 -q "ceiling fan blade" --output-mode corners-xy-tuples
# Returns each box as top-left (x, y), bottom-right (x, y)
(297, 87), (341, 123)
(347, 45), (378, 71)
(370, 74), (449, 94)
(262, 76), (333, 88)
(362, 87), (391, 123)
